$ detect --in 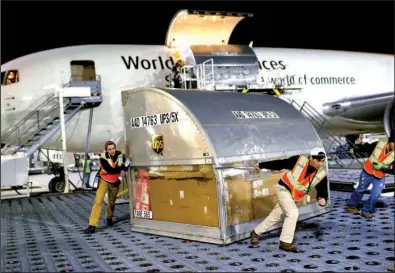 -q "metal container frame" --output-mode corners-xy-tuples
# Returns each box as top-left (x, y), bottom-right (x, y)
(122, 87), (331, 245)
